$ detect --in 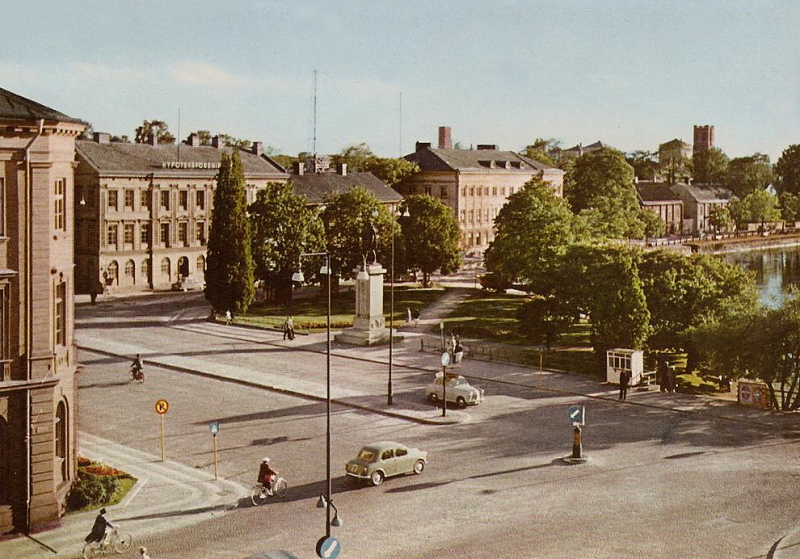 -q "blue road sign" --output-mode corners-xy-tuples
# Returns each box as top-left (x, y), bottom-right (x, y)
(441, 352), (451, 367)
(209, 421), (219, 435)
(316, 536), (341, 559)
(567, 405), (584, 425)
